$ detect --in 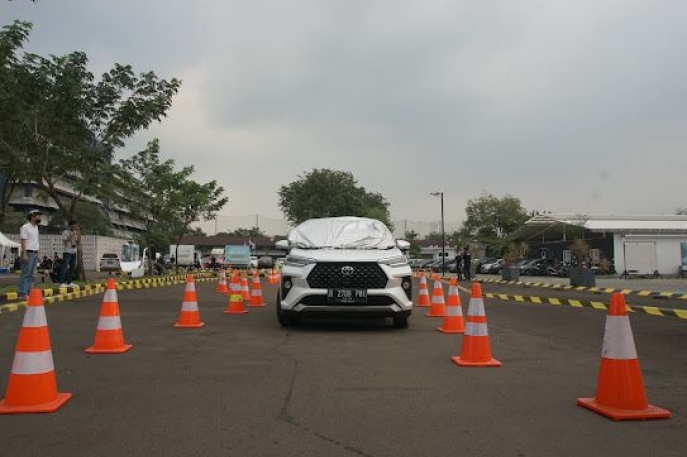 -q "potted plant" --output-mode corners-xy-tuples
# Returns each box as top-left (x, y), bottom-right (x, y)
(501, 242), (526, 281)
(569, 238), (596, 287)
